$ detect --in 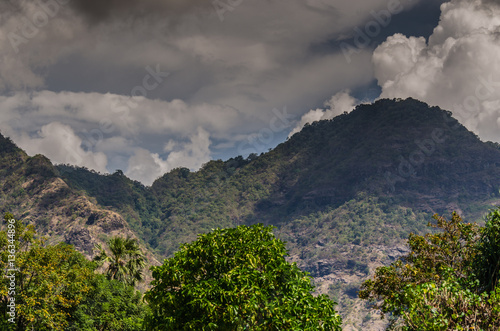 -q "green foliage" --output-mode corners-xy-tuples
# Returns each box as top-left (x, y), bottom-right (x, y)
(475, 208), (500, 292)
(400, 274), (500, 330)
(359, 209), (500, 330)
(0, 214), (147, 331)
(0, 214), (95, 331)
(93, 236), (146, 287)
(359, 212), (478, 315)
(144, 224), (342, 330)
(67, 275), (147, 331)
(54, 99), (500, 262)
